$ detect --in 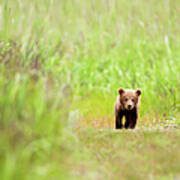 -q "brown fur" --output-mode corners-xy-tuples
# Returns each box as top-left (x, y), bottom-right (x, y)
(115, 88), (141, 129)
